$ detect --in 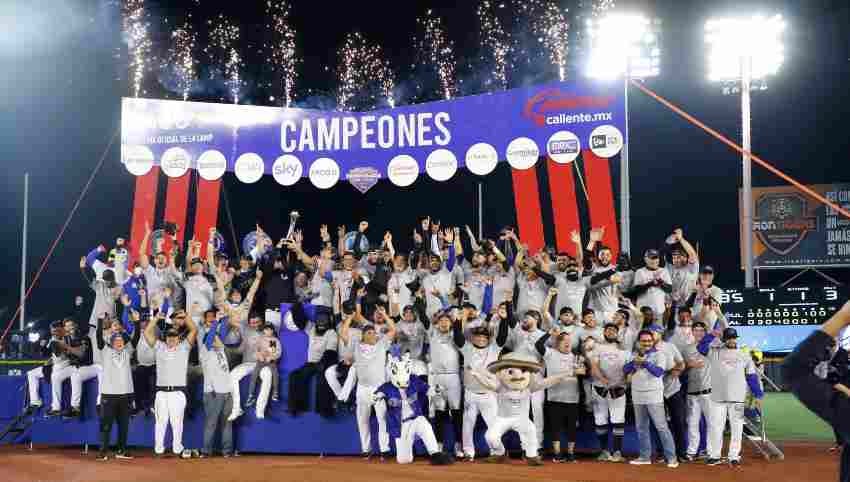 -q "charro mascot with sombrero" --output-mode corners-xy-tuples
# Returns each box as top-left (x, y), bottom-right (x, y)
(373, 349), (453, 465)
(471, 351), (577, 466)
